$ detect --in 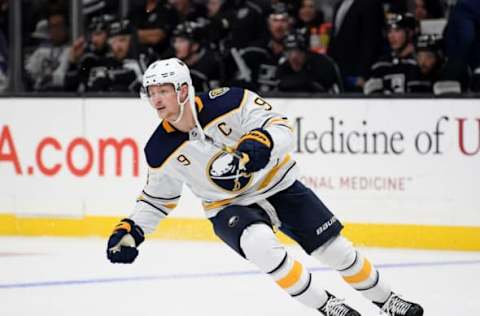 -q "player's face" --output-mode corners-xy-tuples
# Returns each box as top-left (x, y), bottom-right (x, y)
(387, 28), (408, 51)
(148, 84), (180, 121)
(417, 50), (437, 75)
